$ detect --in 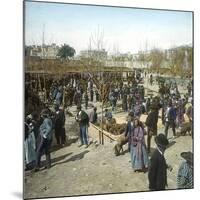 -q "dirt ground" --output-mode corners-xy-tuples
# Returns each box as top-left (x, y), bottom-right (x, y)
(24, 114), (192, 199)
(24, 78), (192, 199)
